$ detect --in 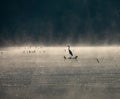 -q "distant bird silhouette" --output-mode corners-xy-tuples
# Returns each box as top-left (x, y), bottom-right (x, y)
(96, 58), (100, 63)
(68, 45), (73, 56)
